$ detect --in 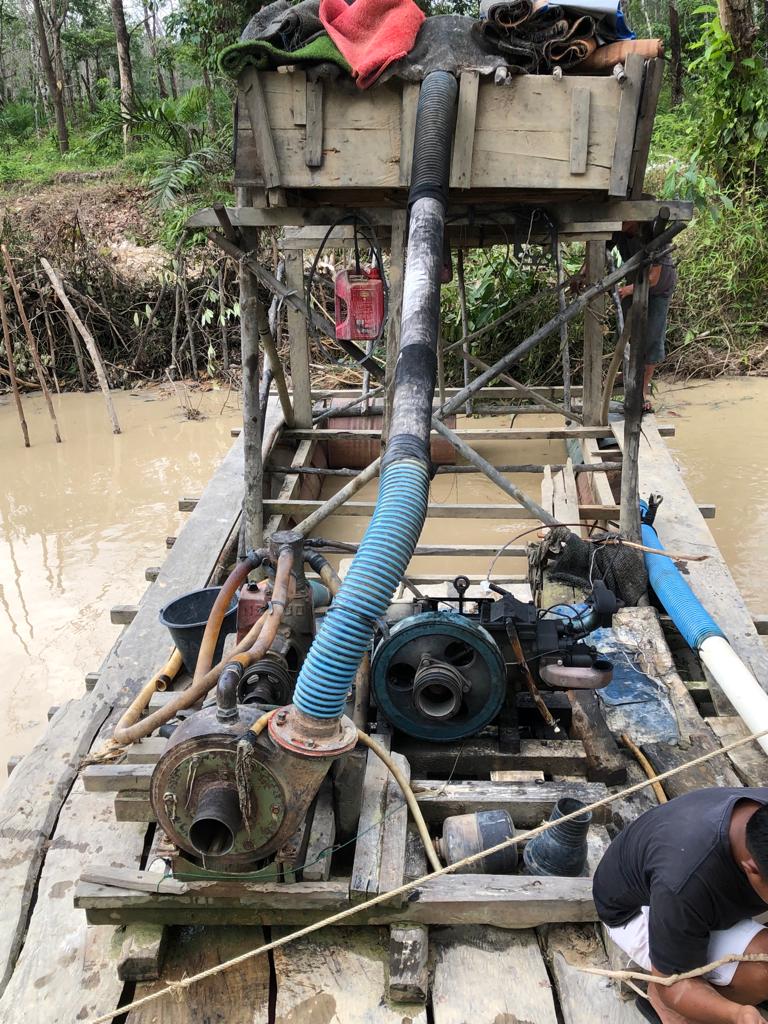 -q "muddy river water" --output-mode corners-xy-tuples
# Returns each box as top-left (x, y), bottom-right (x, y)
(0, 377), (766, 772)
